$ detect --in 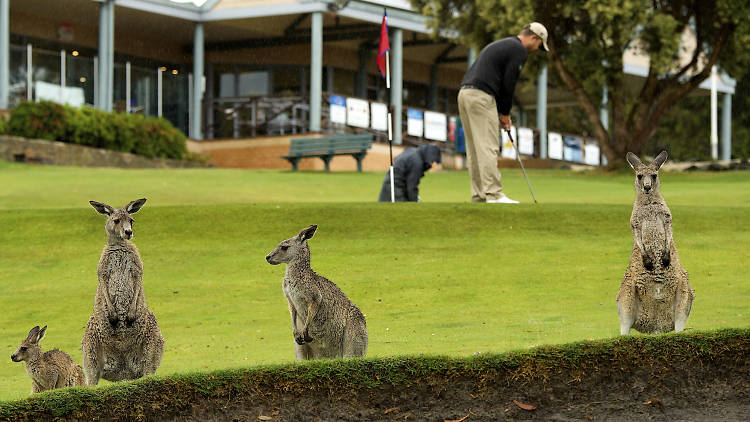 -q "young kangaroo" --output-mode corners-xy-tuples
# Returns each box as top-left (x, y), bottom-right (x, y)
(11, 326), (86, 393)
(82, 198), (164, 385)
(617, 151), (694, 334)
(266, 225), (368, 360)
